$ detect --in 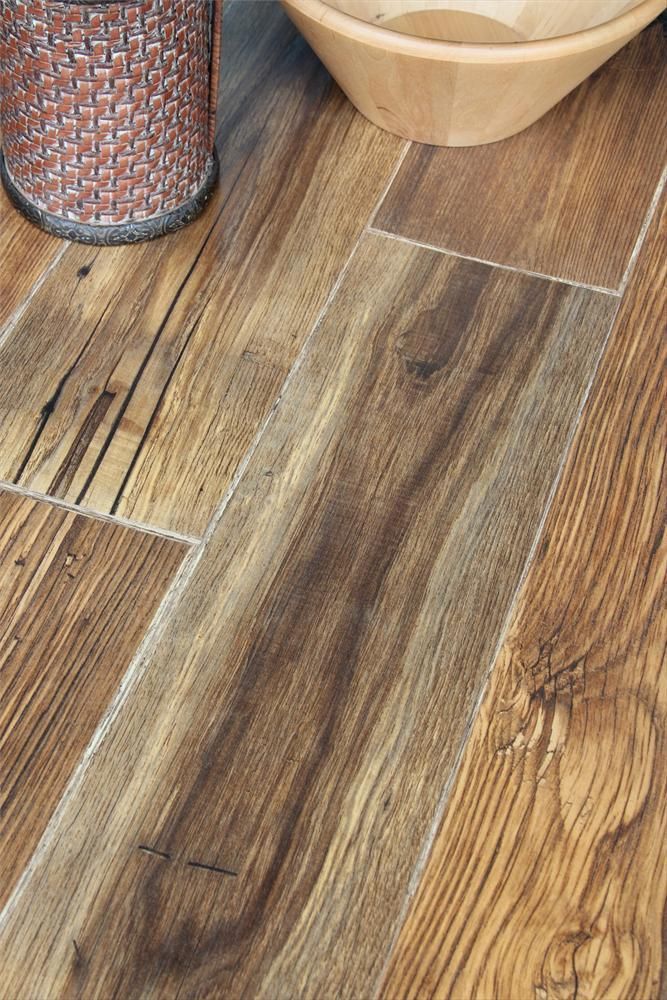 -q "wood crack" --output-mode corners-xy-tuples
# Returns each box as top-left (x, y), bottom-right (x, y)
(12, 298), (114, 488)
